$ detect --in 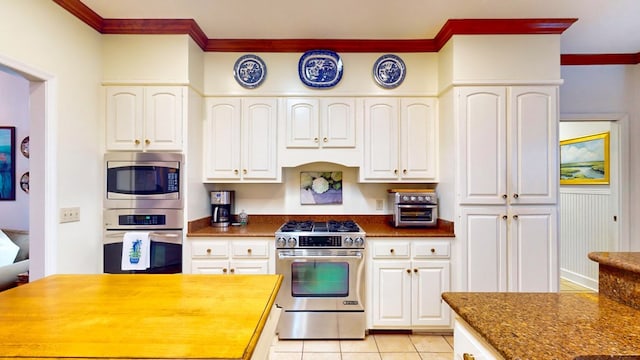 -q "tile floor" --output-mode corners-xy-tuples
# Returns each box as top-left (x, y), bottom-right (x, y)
(270, 279), (595, 360)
